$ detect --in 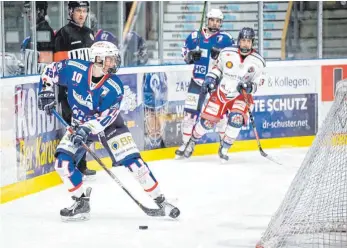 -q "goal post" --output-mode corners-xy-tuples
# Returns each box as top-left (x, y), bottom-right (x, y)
(256, 79), (347, 248)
